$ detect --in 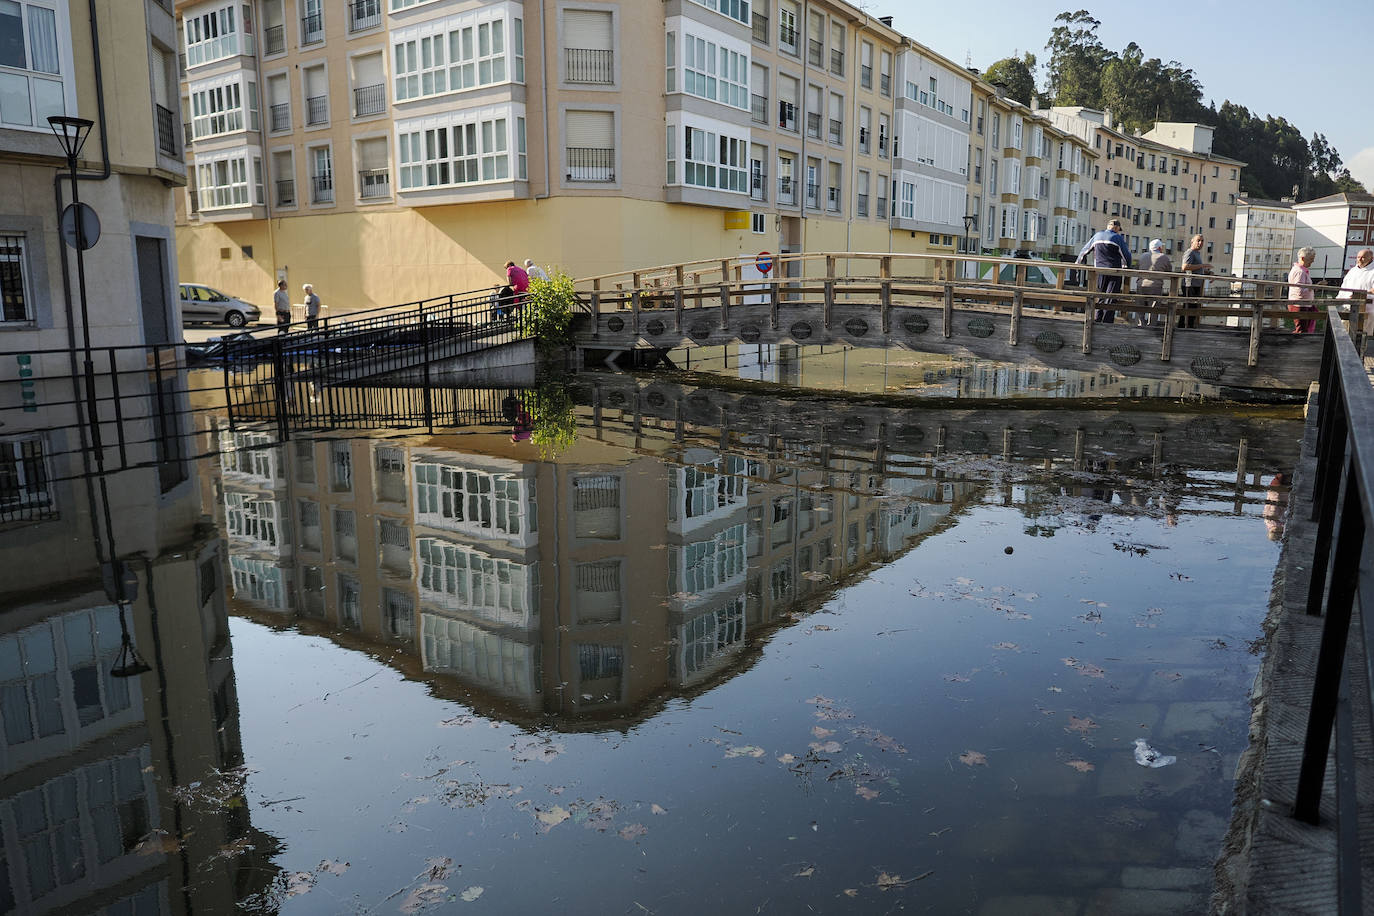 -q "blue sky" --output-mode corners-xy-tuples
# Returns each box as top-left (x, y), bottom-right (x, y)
(884, 1), (1374, 192)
